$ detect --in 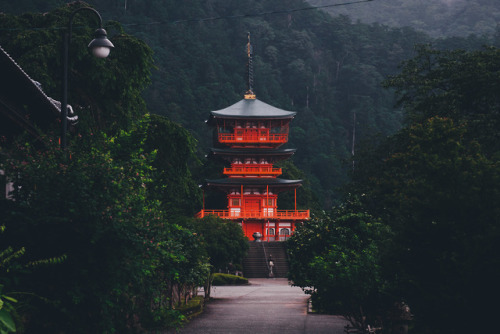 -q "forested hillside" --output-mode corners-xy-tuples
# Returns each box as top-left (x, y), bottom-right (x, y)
(309, 0), (500, 38)
(1, 0), (498, 208)
(2, 2), (499, 333)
